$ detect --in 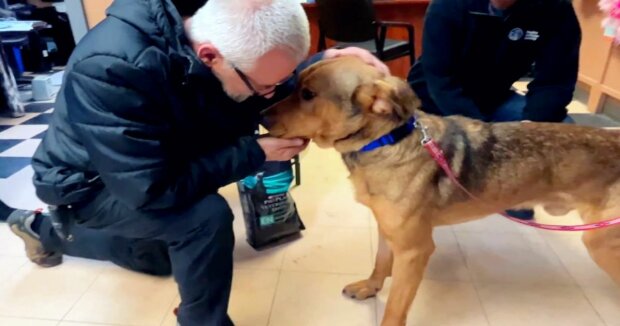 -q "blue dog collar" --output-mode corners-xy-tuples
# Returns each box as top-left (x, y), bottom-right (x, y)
(359, 117), (417, 152)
